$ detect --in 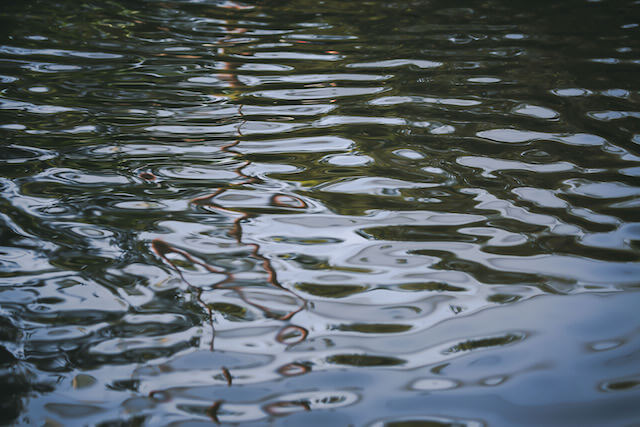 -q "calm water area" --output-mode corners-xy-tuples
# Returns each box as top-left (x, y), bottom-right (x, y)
(1, 0), (640, 425)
